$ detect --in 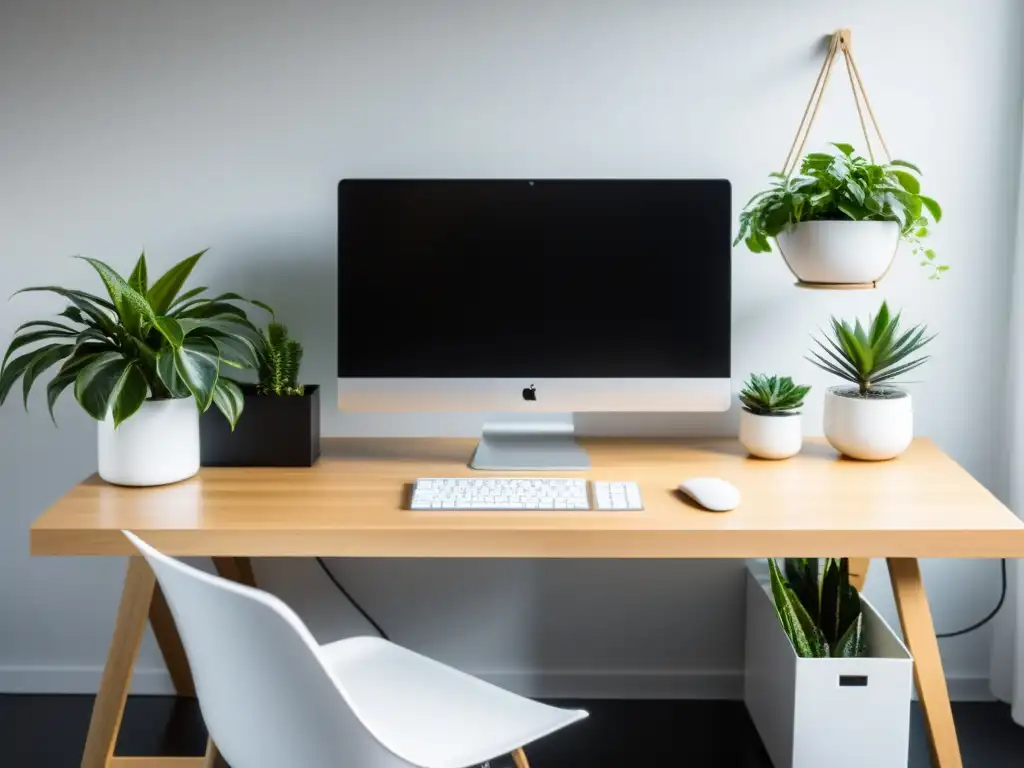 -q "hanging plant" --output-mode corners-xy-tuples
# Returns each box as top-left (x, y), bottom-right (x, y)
(735, 143), (945, 279)
(734, 29), (945, 288)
